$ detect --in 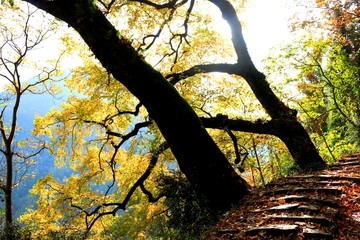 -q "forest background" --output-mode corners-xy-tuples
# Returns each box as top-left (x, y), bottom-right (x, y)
(0, 0), (359, 239)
